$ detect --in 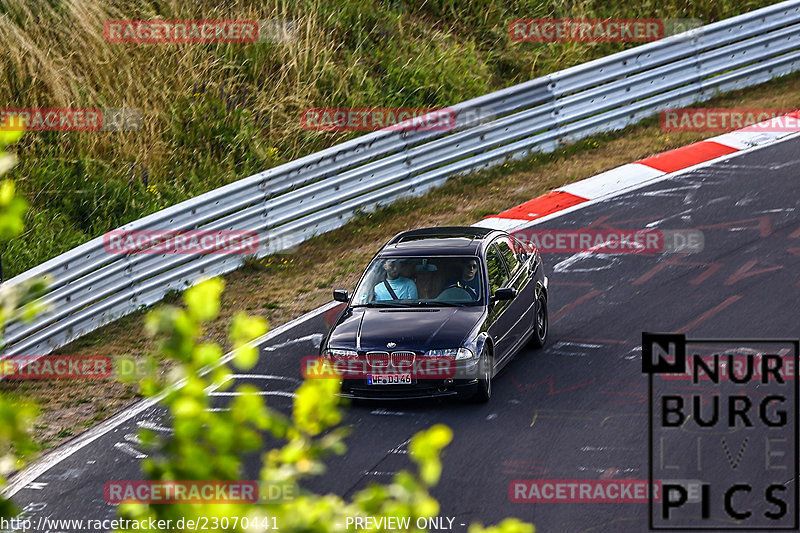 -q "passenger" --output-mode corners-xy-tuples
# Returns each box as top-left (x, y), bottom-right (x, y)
(373, 258), (418, 300)
(444, 258), (481, 299)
